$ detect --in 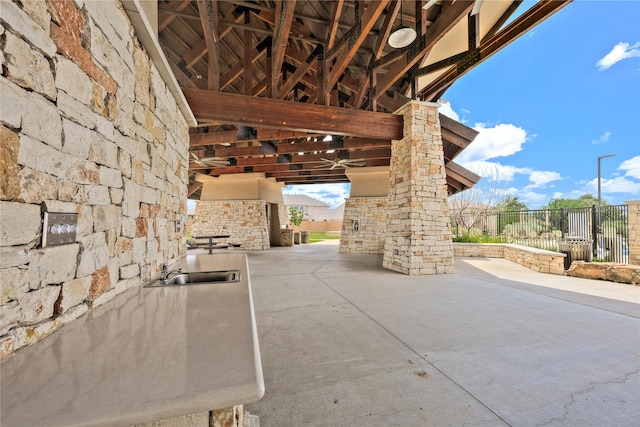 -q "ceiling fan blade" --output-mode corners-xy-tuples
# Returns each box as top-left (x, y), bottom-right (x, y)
(343, 159), (366, 167)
